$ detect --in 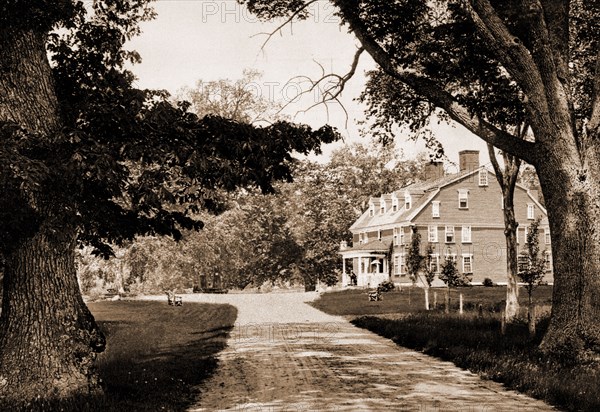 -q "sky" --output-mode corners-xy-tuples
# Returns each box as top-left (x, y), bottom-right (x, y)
(126, 0), (492, 169)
